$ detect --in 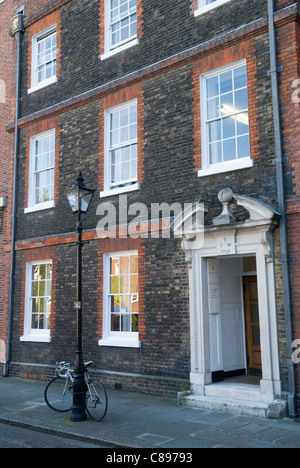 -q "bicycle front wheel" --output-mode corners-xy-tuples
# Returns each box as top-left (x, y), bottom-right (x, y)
(86, 380), (108, 422)
(44, 376), (73, 413)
